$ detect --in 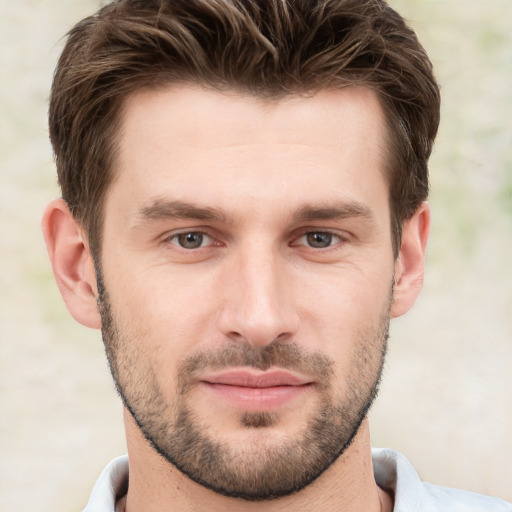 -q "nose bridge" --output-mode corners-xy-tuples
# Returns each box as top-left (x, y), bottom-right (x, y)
(220, 239), (298, 346)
